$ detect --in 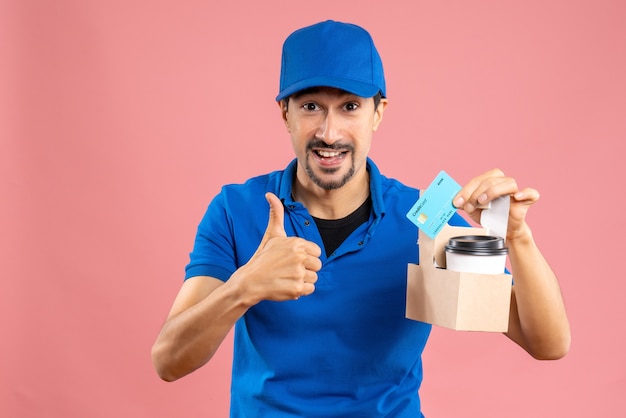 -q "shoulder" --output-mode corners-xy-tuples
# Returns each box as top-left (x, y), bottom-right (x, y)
(196, 170), (281, 229)
(217, 168), (286, 205)
(377, 172), (468, 227)
(217, 159), (296, 204)
(380, 174), (418, 194)
(367, 158), (418, 192)
(373, 170), (420, 205)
